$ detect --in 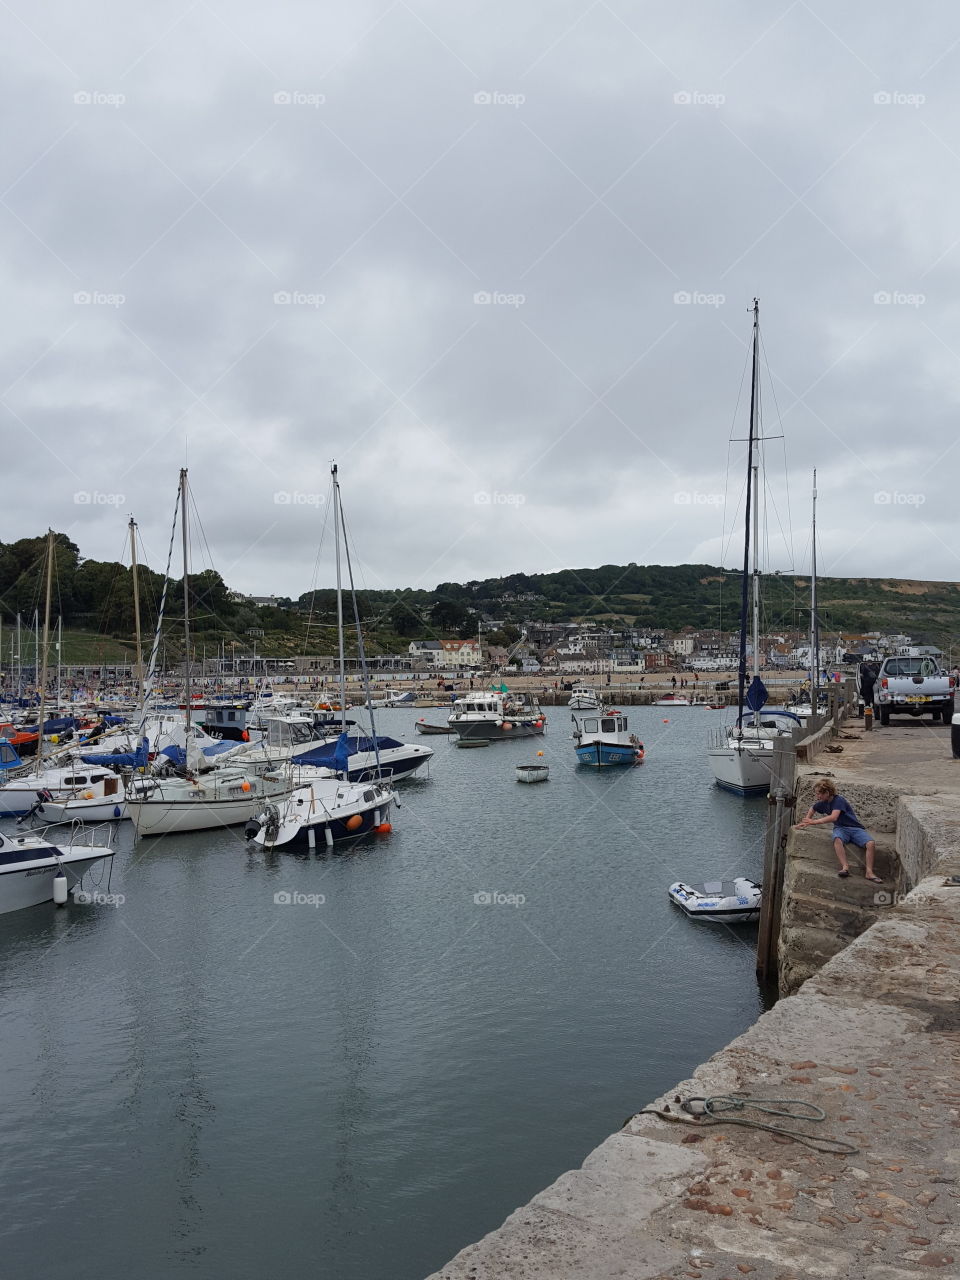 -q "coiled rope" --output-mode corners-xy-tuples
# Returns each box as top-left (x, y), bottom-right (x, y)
(637, 1093), (859, 1155)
